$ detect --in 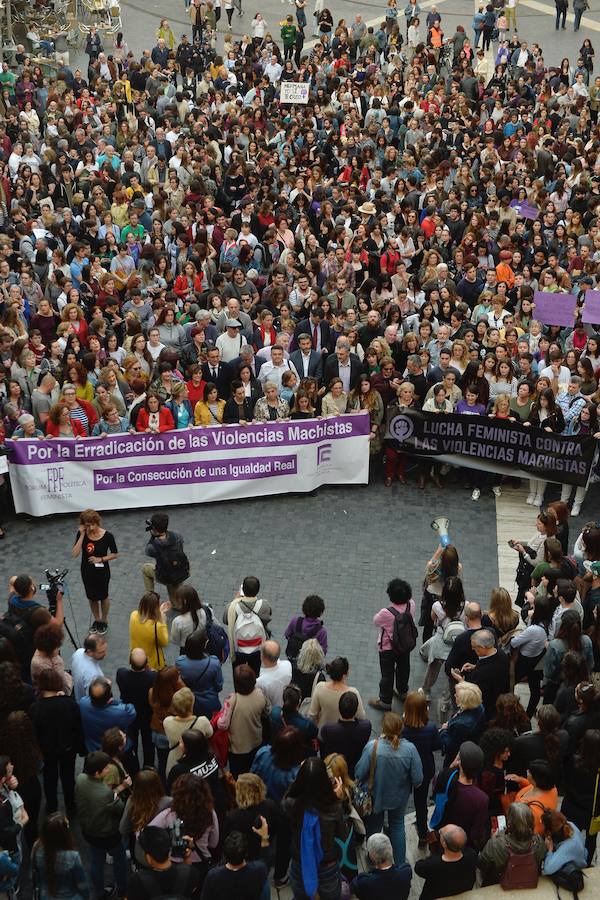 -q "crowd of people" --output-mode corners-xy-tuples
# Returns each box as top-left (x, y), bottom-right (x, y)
(1, 511), (600, 900)
(2, 0), (600, 533)
(2, 0), (600, 897)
